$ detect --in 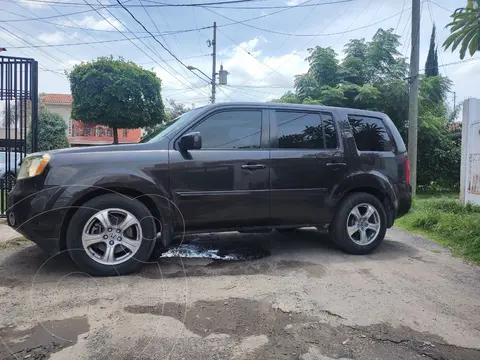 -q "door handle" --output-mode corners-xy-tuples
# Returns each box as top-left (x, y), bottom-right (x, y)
(241, 164), (266, 170)
(326, 162), (347, 167)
